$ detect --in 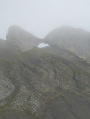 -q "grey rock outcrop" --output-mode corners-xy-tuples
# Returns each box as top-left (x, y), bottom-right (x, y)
(44, 26), (90, 60)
